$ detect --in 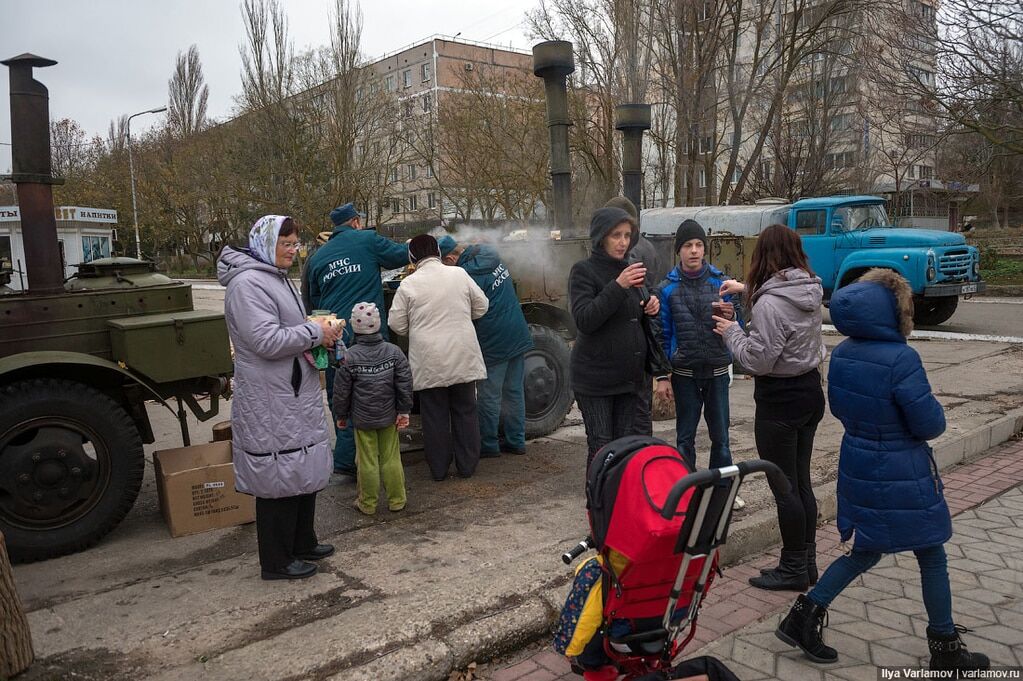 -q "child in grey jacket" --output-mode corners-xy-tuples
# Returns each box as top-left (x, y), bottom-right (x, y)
(333, 302), (413, 514)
